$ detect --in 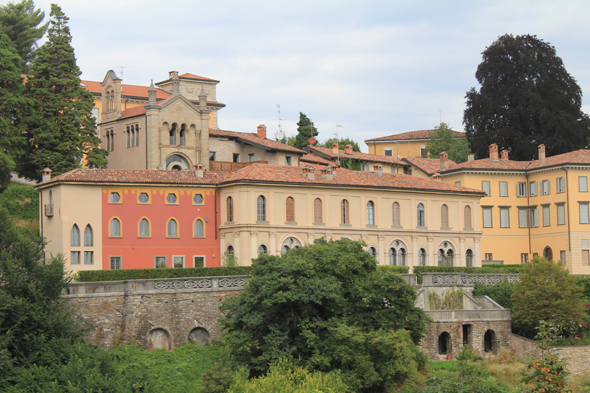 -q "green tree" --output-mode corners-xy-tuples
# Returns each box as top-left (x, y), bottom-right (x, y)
(511, 256), (585, 338)
(220, 238), (428, 392)
(293, 112), (318, 150)
(19, 4), (107, 181)
(0, 0), (47, 73)
(464, 34), (590, 161)
(0, 31), (34, 190)
(427, 122), (470, 163)
(320, 137), (361, 152)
